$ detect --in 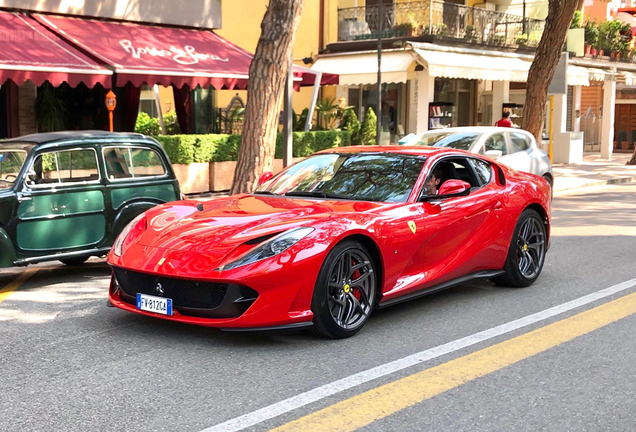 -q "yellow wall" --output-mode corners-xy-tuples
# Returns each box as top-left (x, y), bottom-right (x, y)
(139, 86), (175, 116)
(216, 0), (323, 114)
